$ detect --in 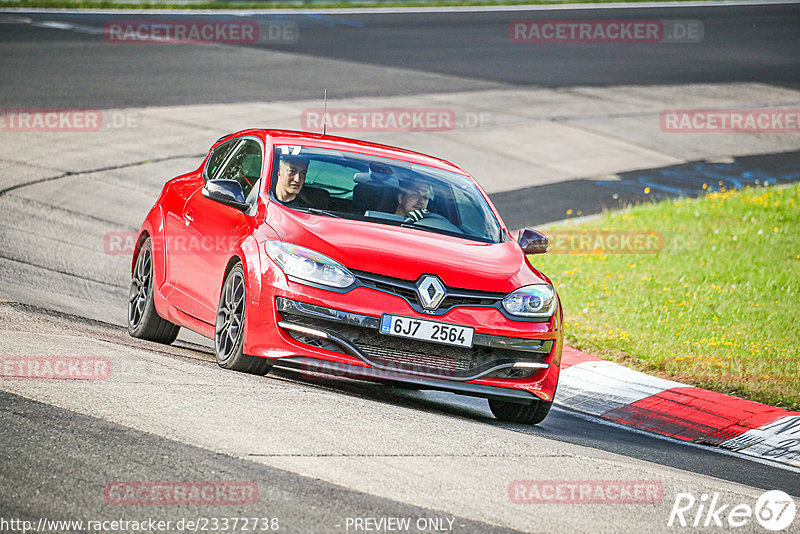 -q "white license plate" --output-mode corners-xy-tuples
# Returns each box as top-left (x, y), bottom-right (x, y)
(379, 314), (474, 348)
